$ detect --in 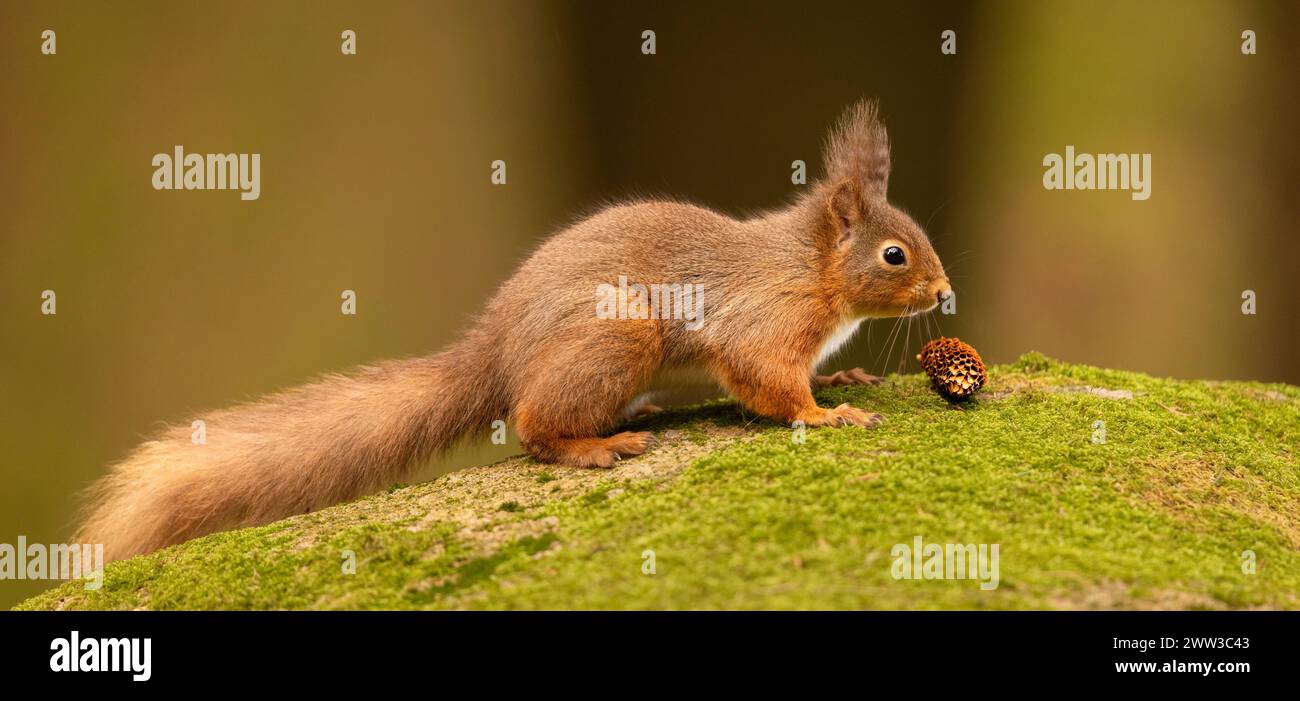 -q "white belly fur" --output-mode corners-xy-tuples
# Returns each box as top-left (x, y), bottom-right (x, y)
(815, 317), (866, 369)
(622, 319), (866, 419)
(622, 365), (721, 419)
